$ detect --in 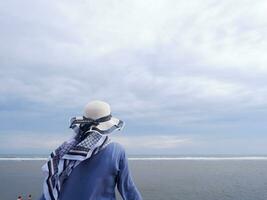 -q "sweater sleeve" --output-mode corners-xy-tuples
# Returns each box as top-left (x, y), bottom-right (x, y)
(116, 148), (142, 200)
